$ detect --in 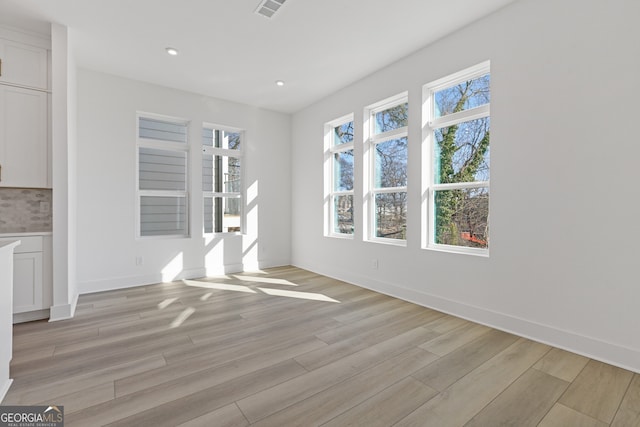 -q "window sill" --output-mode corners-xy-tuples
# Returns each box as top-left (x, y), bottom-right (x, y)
(424, 244), (489, 258)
